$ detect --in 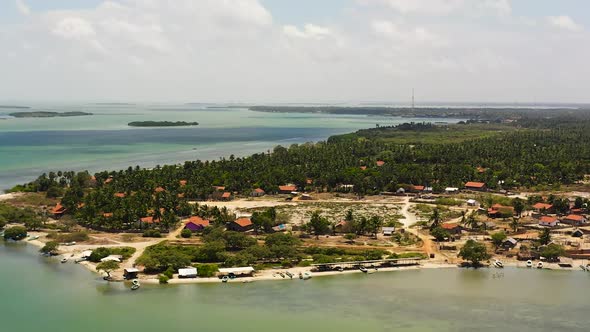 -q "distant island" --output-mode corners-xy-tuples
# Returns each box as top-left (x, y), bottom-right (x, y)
(9, 111), (92, 118)
(0, 105), (30, 109)
(128, 121), (199, 127)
